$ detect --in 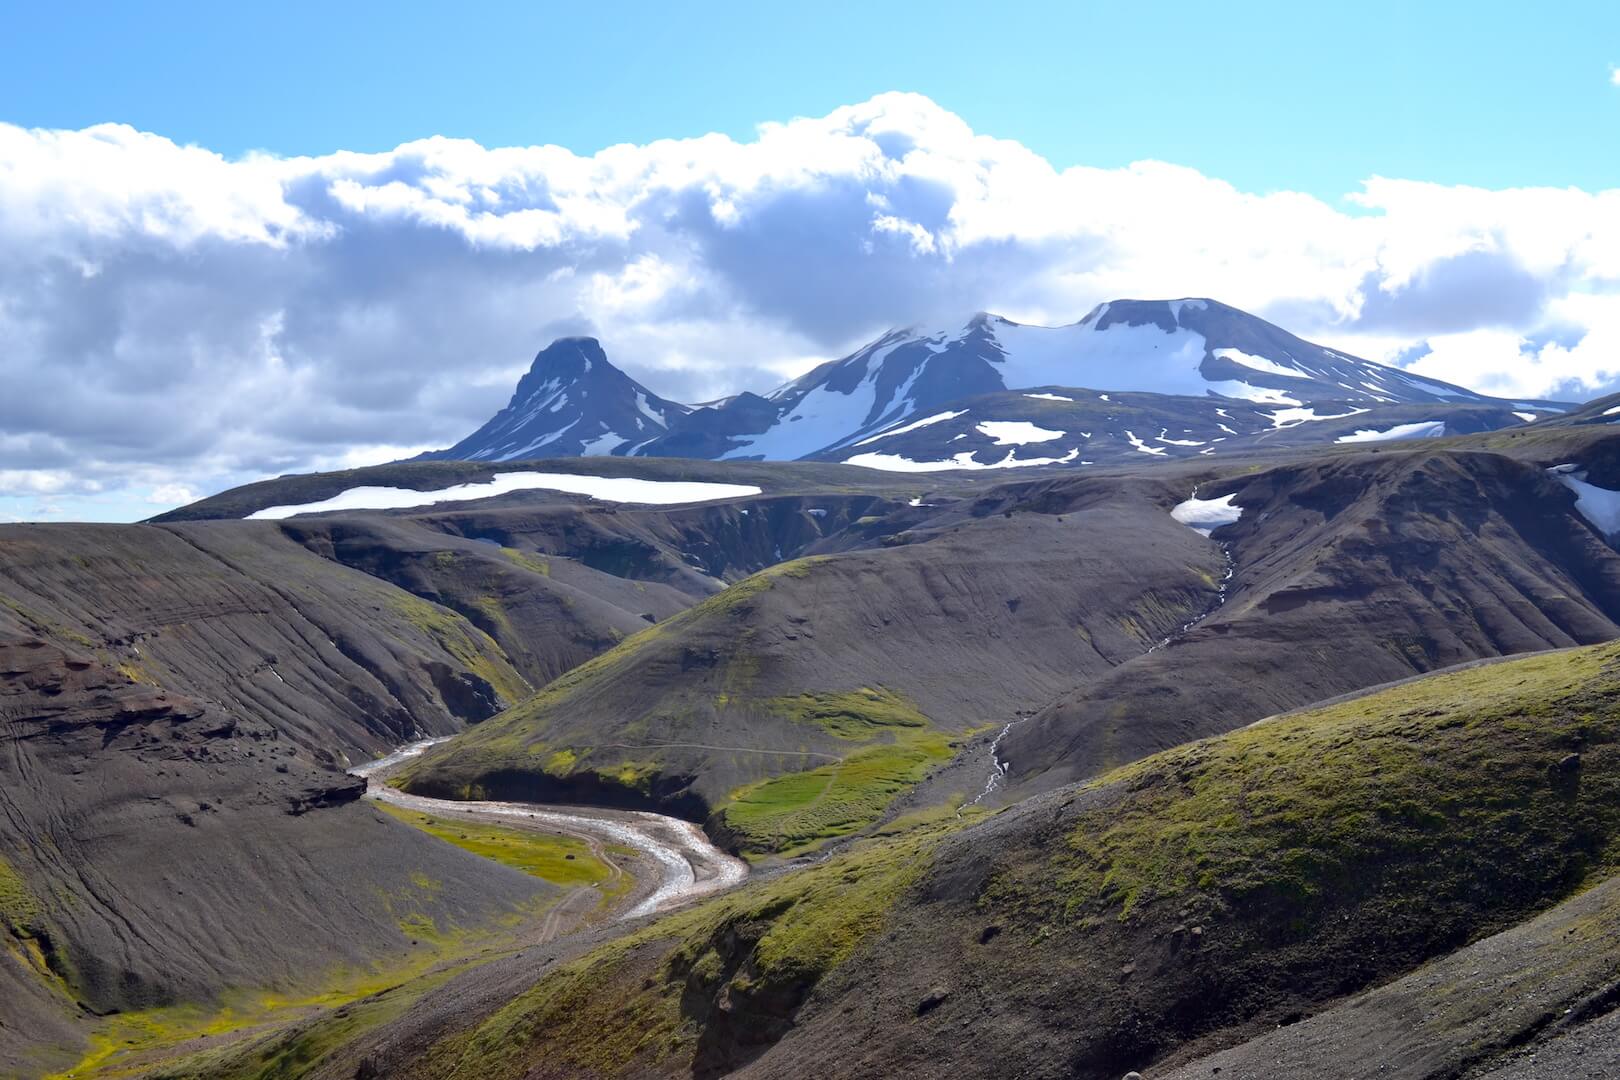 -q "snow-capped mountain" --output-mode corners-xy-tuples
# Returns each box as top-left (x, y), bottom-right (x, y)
(422, 337), (689, 461)
(422, 300), (1569, 470)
